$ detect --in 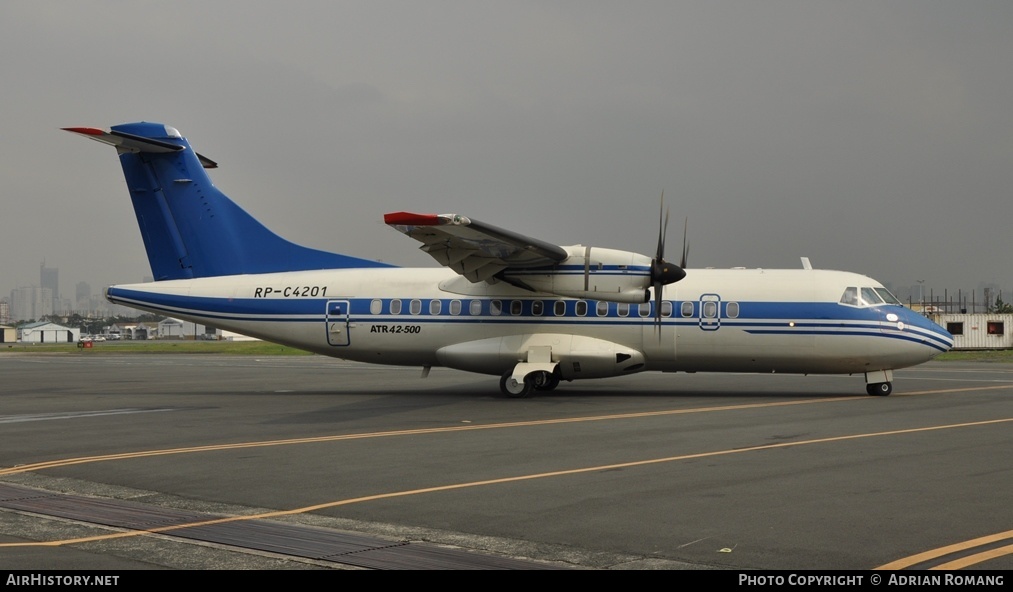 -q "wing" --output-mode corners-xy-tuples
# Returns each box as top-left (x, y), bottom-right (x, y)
(384, 212), (568, 282)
